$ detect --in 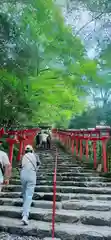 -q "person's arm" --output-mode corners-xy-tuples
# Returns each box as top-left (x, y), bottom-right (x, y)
(4, 165), (11, 181)
(37, 156), (41, 166)
(3, 153), (12, 184)
(35, 154), (41, 167)
(16, 157), (23, 175)
(18, 155), (23, 169)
